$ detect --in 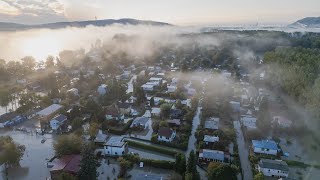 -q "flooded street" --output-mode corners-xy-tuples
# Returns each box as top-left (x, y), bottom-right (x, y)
(0, 130), (55, 180)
